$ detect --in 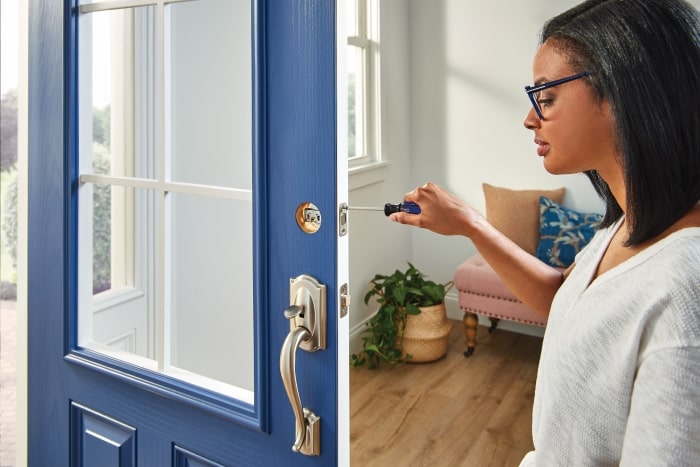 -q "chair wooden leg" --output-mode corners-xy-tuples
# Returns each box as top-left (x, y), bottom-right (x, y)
(463, 311), (478, 357)
(488, 317), (500, 333)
